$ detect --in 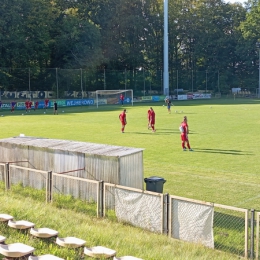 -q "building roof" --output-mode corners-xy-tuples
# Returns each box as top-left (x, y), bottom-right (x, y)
(0, 137), (144, 157)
